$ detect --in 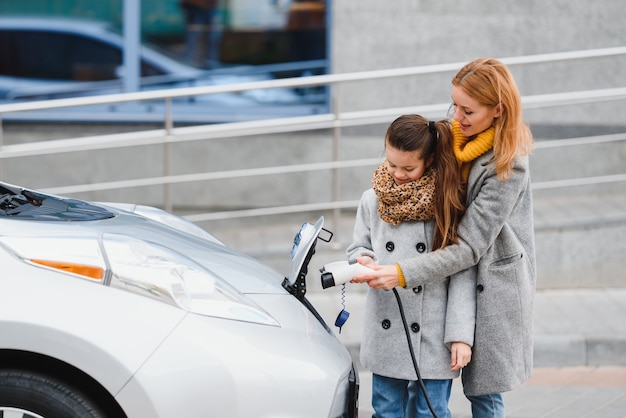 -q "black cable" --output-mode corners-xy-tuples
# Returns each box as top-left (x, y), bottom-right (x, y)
(392, 287), (438, 418)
